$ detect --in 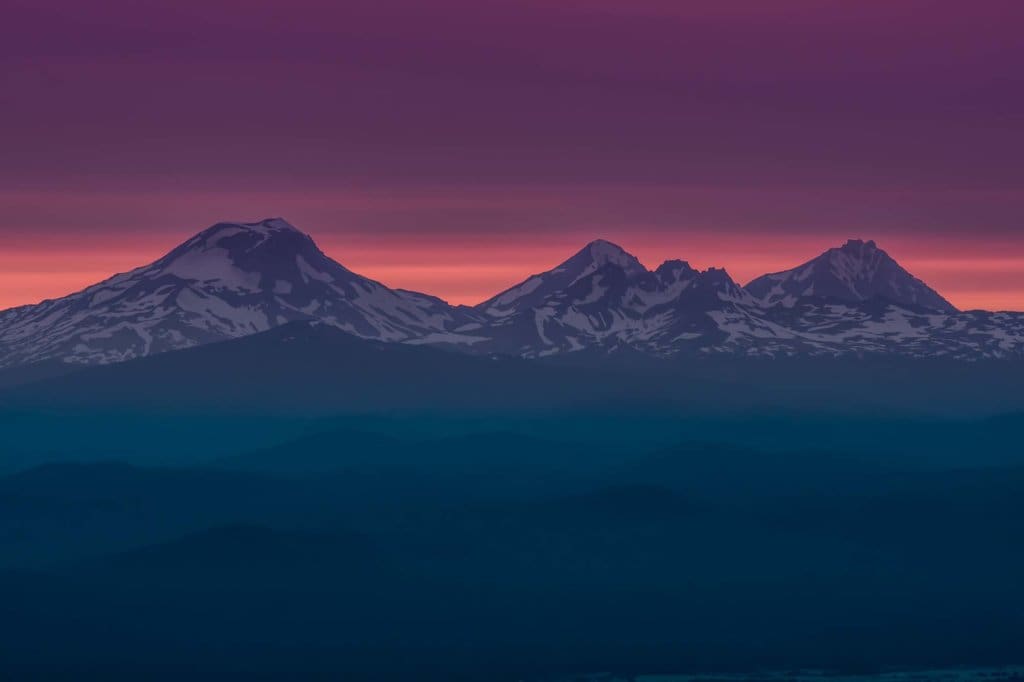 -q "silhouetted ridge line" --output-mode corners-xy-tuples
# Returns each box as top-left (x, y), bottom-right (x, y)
(0, 218), (1022, 368)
